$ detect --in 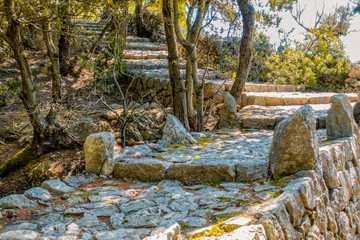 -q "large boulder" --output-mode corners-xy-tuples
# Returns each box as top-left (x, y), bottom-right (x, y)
(349, 64), (360, 79)
(269, 104), (319, 179)
(327, 93), (357, 140)
(84, 132), (115, 175)
(158, 114), (197, 145)
(219, 93), (237, 129)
